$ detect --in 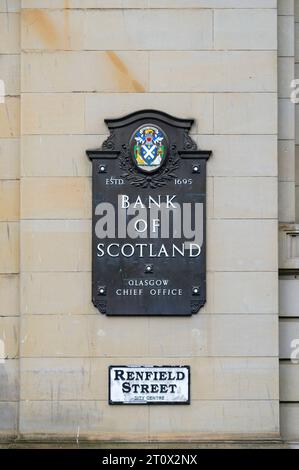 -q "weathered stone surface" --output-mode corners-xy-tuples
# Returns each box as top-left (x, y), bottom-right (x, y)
(84, 9), (213, 51)
(21, 9), (84, 50)
(21, 94), (84, 135)
(0, 317), (19, 358)
(20, 357), (278, 401)
(21, 0), (278, 8)
(19, 400), (148, 437)
(0, 180), (19, 221)
(151, 0), (277, 6)
(0, 97), (20, 137)
(21, 177), (91, 219)
(0, 402), (18, 436)
(21, 135), (97, 177)
(280, 363), (299, 401)
(214, 94), (277, 134)
(0, 359), (19, 400)
(214, 10), (277, 50)
(278, 15), (295, 57)
(0, 55), (20, 95)
(148, 315), (278, 358)
(0, 222), (19, 274)
(21, 50), (277, 93)
(214, 177), (277, 219)
(0, 274), (19, 316)
(199, 135), (277, 177)
(0, 0), (20, 441)
(208, 220), (278, 272)
(149, 401), (279, 437)
(278, 140), (295, 182)
(0, 13), (20, 53)
(19, 399), (279, 438)
(278, 181), (296, 222)
(213, 272), (278, 314)
(21, 272), (95, 315)
(21, 220), (90, 272)
(150, 52), (276, 93)
(0, 0), (20, 12)
(281, 404), (299, 440)
(22, 51), (148, 93)
(20, 314), (278, 358)
(21, 8), (213, 51)
(20, 315), (148, 357)
(206, 177), (214, 220)
(279, 319), (299, 359)
(0, 139), (19, 180)
(278, 0), (294, 15)
(278, 57), (294, 99)
(278, 99), (295, 140)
